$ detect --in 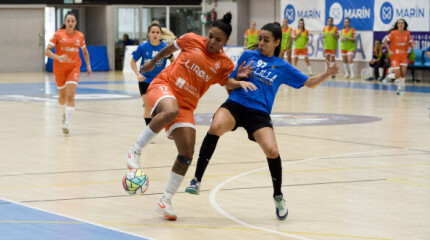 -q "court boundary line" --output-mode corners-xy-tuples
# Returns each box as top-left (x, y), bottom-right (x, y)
(209, 147), (428, 239)
(0, 196), (156, 240)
